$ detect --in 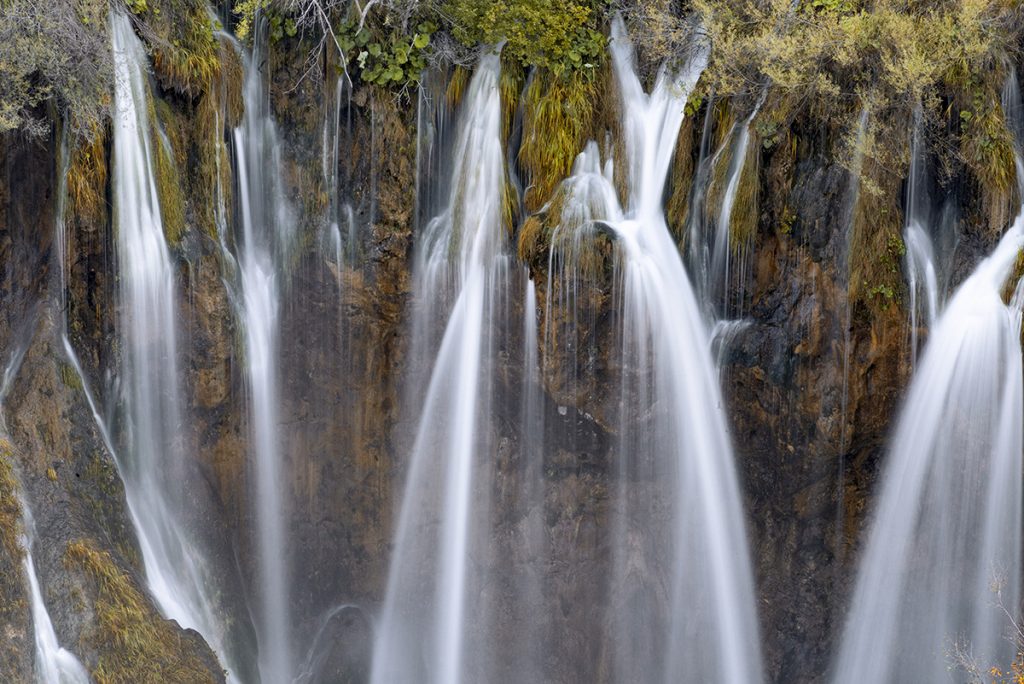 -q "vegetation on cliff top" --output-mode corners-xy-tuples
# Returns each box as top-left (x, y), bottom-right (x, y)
(0, 0), (111, 136)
